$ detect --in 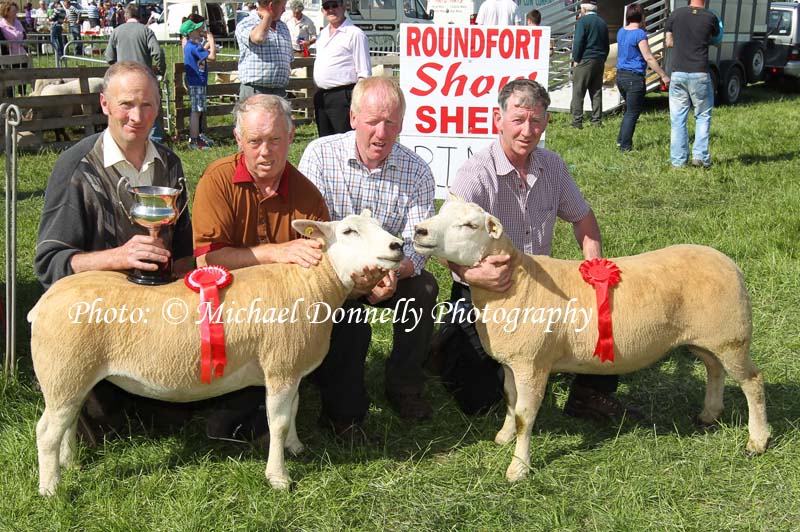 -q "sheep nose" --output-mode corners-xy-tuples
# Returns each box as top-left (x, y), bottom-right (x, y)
(415, 227), (428, 237)
(389, 241), (402, 251)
